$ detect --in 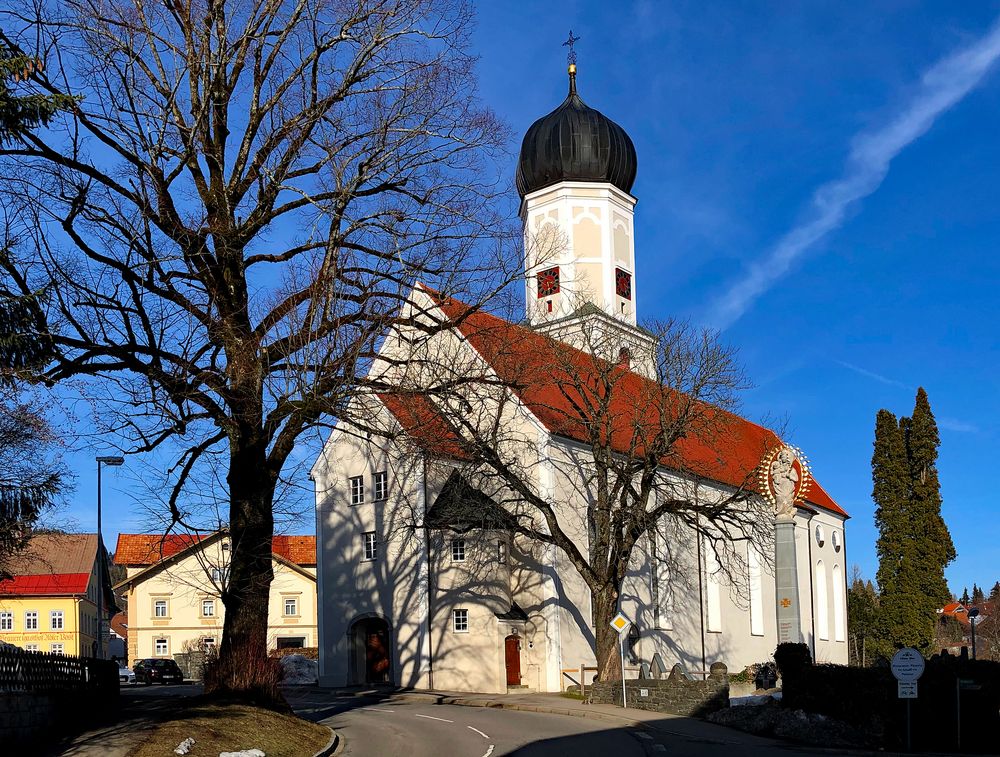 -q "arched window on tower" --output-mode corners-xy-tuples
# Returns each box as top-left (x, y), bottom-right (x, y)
(816, 560), (829, 641)
(832, 564), (845, 642)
